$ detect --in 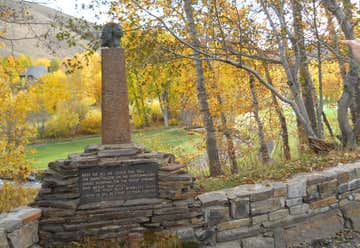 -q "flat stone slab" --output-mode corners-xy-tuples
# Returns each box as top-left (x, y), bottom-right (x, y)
(215, 240), (241, 248)
(97, 149), (139, 158)
(287, 177), (307, 198)
(342, 201), (360, 229)
(196, 191), (228, 207)
(14, 208), (41, 224)
(285, 209), (344, 246)
(0, 216), (22, 233)
(8, 221), (39, 248)
(233, 184), (273, 200)
(242, 236), (274, 248)
(0, 228), (9, 248)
